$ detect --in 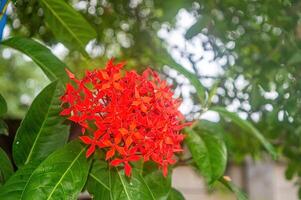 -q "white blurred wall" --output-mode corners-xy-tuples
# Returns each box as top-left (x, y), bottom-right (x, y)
(172, 159), (298, 200)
